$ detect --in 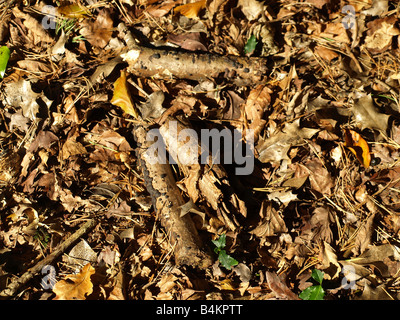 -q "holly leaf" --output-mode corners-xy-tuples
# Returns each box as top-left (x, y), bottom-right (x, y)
(212, 233), (226, 252)
(299, 284), (325, 300)
(53, 263), (95, 300)
(0, 46), (10, 79)
(244, 35), (258, 55)
(311, 269), (324, 285)
(111, 70), (139, 119)
(218, 249), (239, 270)
(299, 269), (325, 300)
